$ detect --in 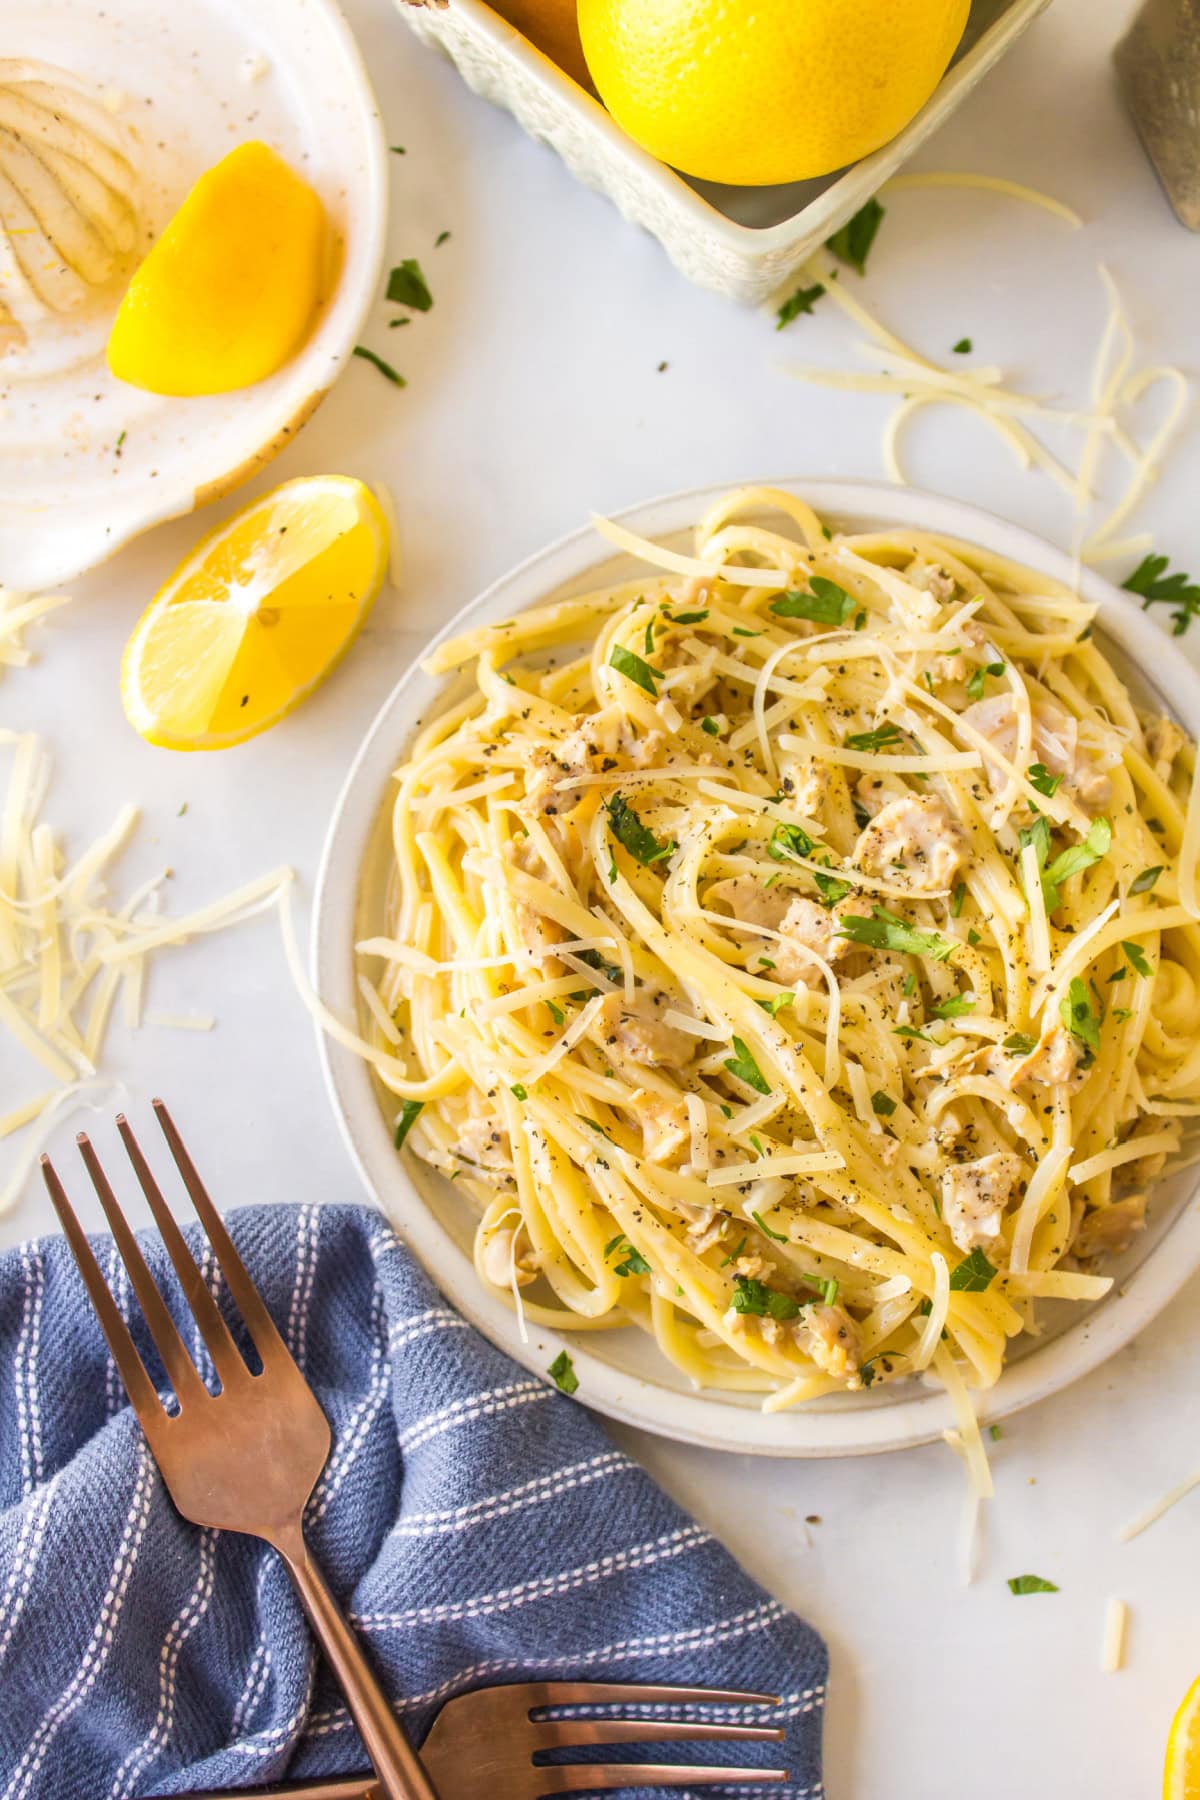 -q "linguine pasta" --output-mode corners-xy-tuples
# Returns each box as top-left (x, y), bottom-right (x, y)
(355, 487), (1200, 1412)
